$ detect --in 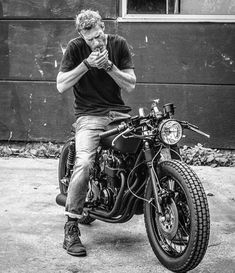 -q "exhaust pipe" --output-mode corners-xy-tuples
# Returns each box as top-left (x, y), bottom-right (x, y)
(56, 171), (126, 213)
(56, 193), (67, 207)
